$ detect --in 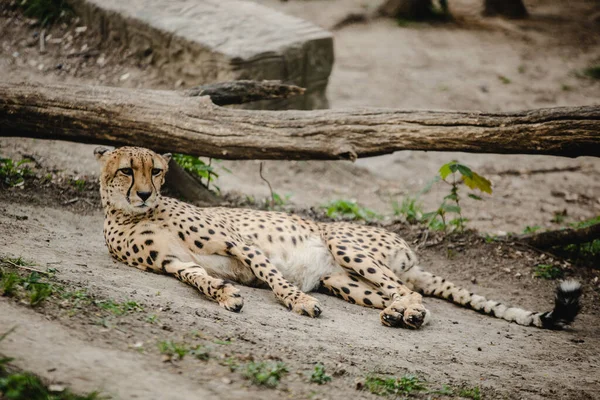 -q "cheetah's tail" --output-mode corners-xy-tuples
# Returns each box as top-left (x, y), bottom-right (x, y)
(403, 267), (582, 329)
